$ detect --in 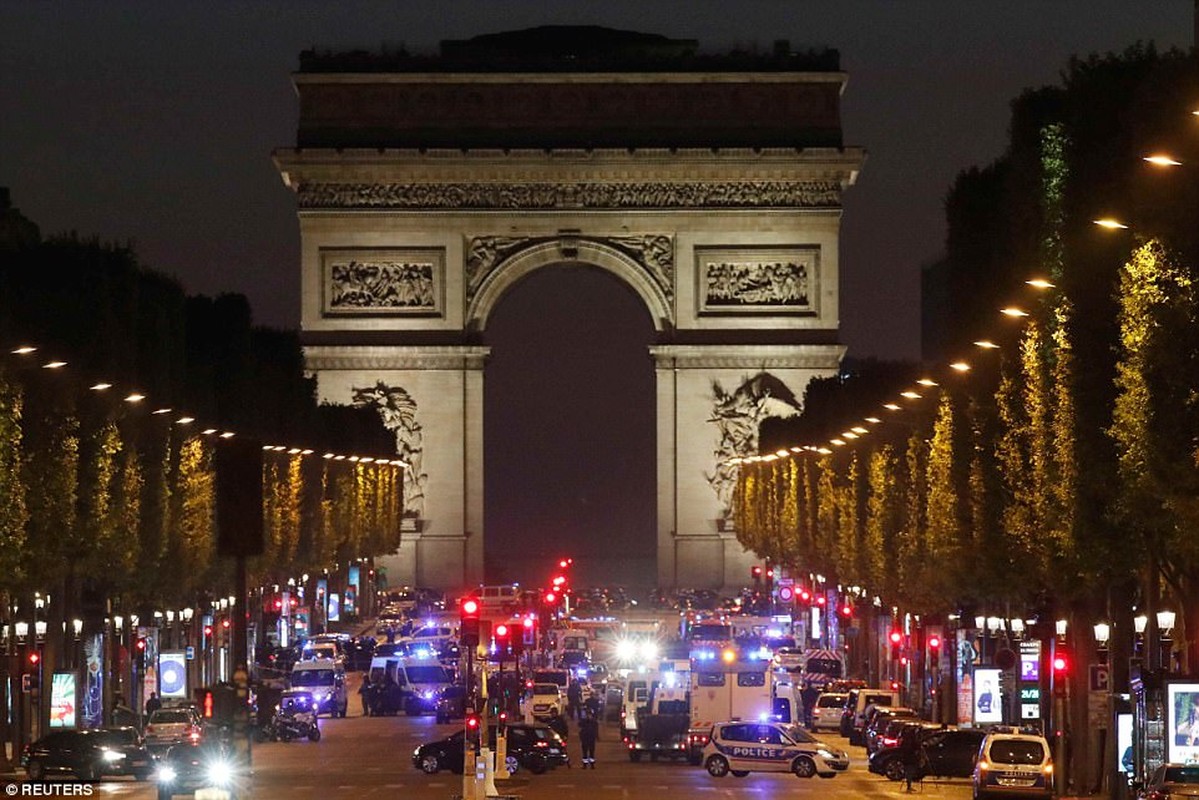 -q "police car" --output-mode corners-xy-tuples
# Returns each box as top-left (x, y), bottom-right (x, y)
(973, 729), (1053, 800)
(701, 720), (850, 778)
